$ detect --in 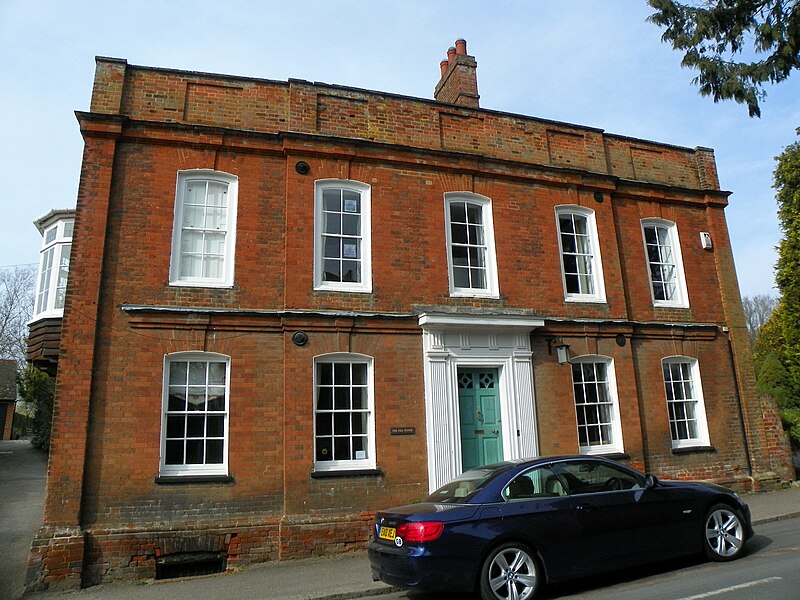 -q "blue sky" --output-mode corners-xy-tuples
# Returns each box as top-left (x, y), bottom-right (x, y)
(2, 0), (798, 297)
